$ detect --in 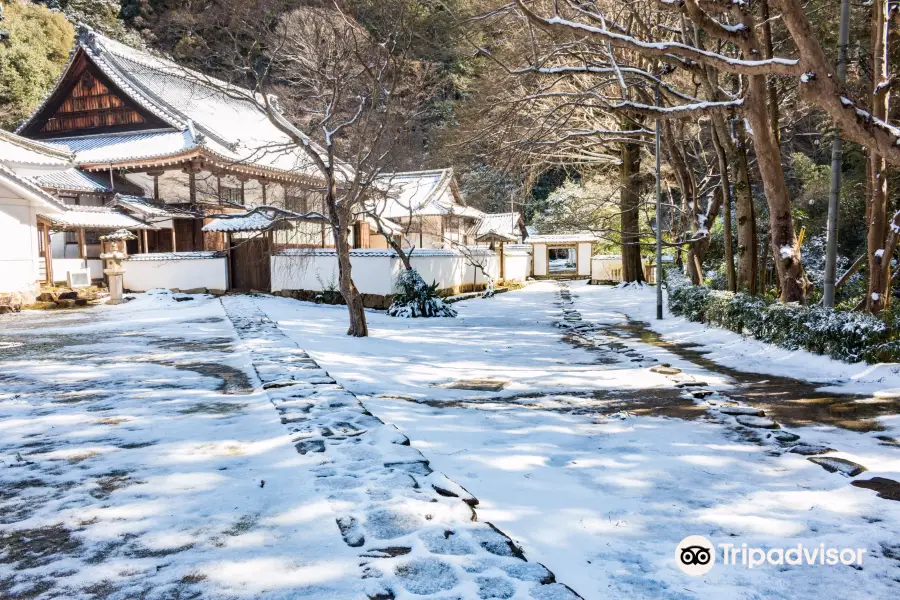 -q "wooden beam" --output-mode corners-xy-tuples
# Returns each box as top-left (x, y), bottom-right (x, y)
(42, 223), (53, 285)
(188, 172), (196, 205)
(77, 228), (86, 260)
(171, 227), (177, 252)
